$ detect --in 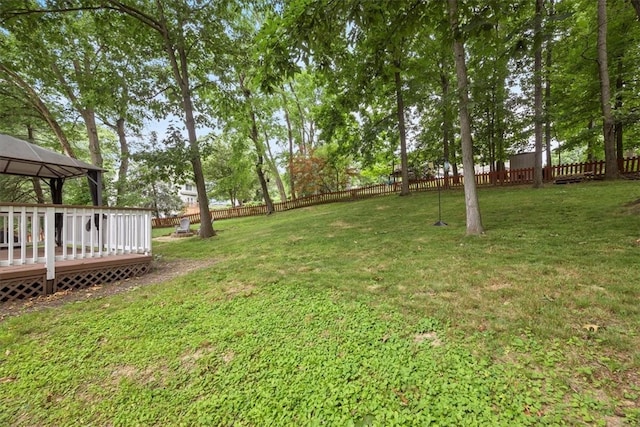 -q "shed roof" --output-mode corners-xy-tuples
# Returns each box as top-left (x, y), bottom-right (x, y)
(0, 133), (102, 179)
